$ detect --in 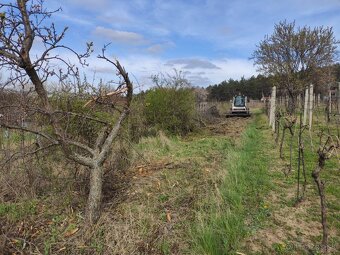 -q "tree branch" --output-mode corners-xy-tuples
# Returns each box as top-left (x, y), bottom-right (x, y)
(0, 122), (57, 142)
